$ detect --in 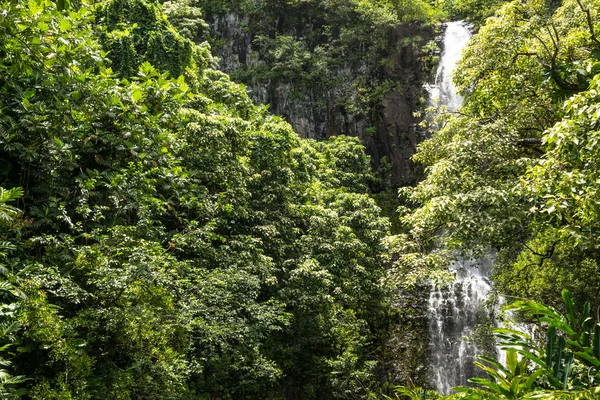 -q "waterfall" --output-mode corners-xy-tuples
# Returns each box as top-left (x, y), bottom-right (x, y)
(427, 21), (471, 112)
(426, 21), (495, 395)
(428, 258), (494, 395)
